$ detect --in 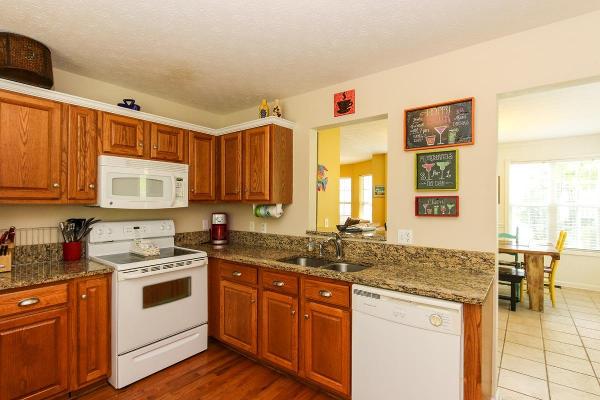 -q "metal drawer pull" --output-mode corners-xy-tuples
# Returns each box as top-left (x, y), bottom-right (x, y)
(232, 271), (242, 277)
(319, 290), (332, 298)
(272, 280), (285, 287)
(18, 297), (40, 307)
